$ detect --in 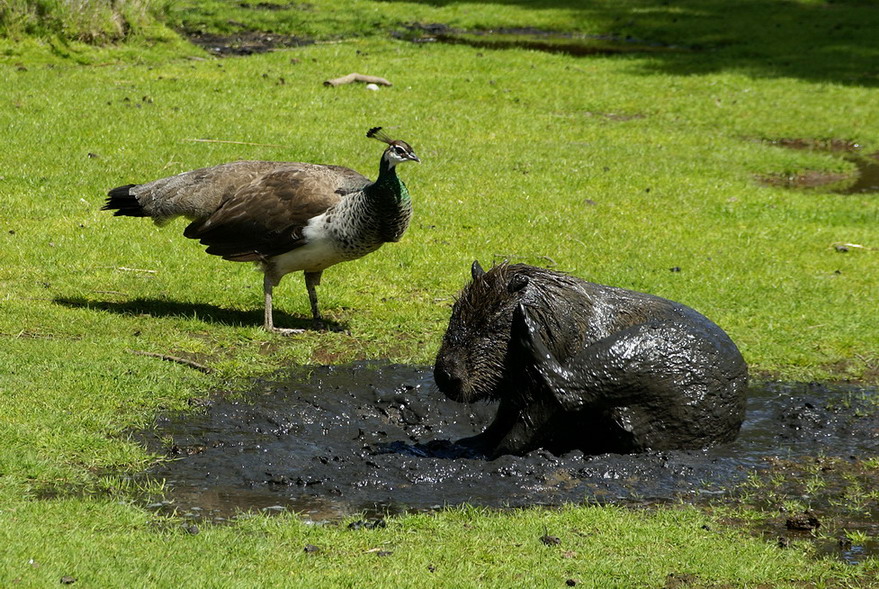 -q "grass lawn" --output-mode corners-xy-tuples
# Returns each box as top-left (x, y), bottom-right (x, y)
(1, 0), (878, 586)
